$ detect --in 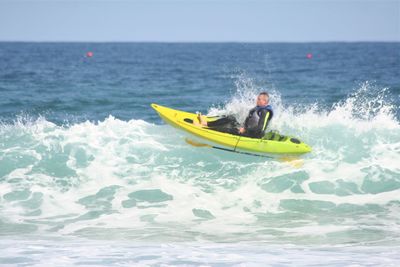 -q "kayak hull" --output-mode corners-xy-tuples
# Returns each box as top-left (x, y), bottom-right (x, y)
(151, 103), (312, 156)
